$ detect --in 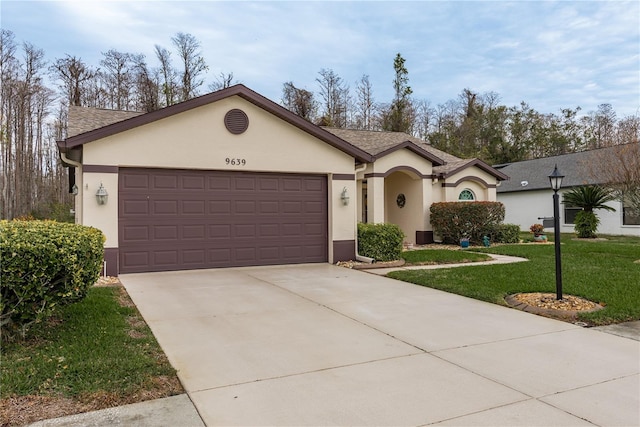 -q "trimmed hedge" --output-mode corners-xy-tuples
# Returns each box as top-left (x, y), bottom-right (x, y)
(430, 202), (505, 244)
(357, 222), (405, 262)
(0, 220), (105, 339)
